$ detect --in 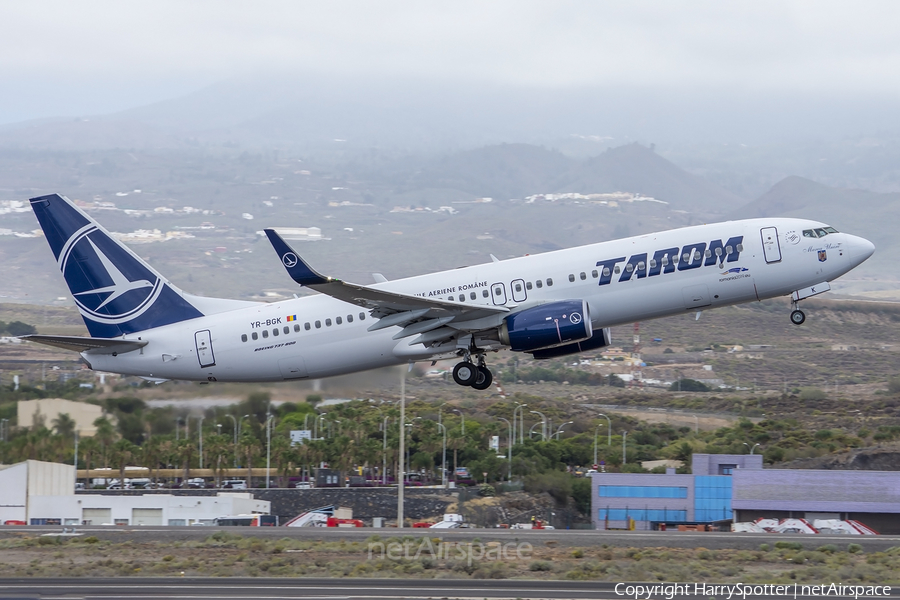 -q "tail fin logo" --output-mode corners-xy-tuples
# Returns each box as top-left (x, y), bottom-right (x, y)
(61, 225), (164, 324)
